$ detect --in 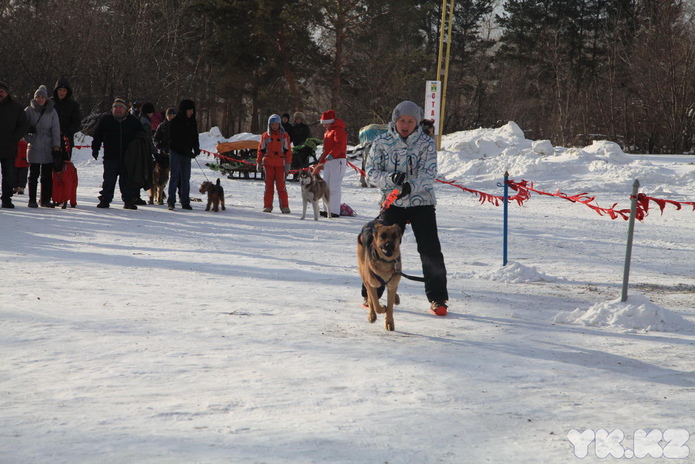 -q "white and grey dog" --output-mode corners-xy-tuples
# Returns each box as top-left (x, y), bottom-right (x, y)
(299, 168), (330, 221)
